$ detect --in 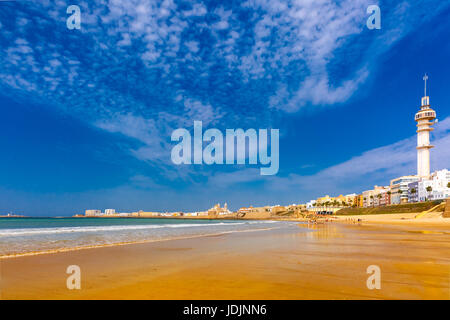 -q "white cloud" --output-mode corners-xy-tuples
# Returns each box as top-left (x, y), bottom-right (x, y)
(1, 0), (448, 185)
(271, 116), (450, 195)
(238, 0), (373, 110)
(206, 116), (450, 198)
(95, 97), (224, 166)
(2, 0), (447, 117)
